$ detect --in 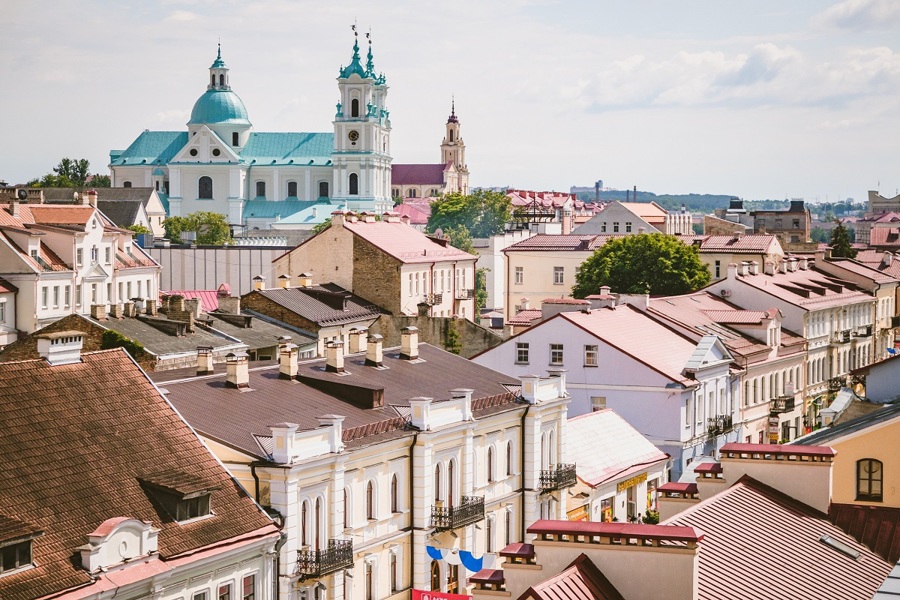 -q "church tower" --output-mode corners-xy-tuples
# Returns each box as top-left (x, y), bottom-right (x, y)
(440, 100), (469, 194)
(187, 44), (252, 149)
(331, 28), (393, 213)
